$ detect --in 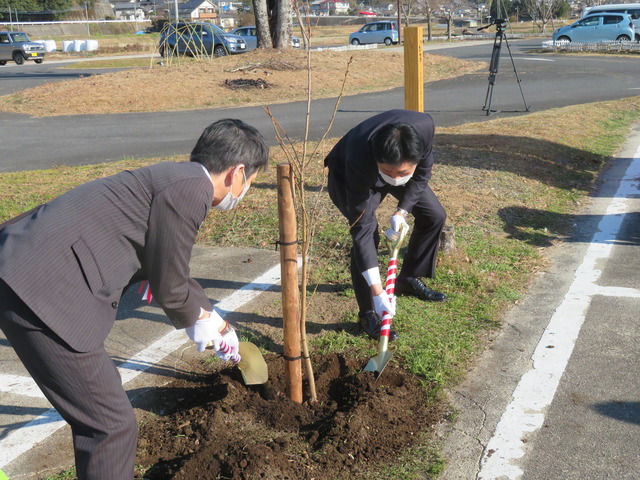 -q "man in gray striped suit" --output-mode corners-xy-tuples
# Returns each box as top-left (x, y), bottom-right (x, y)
(0, 119), (269, 479)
